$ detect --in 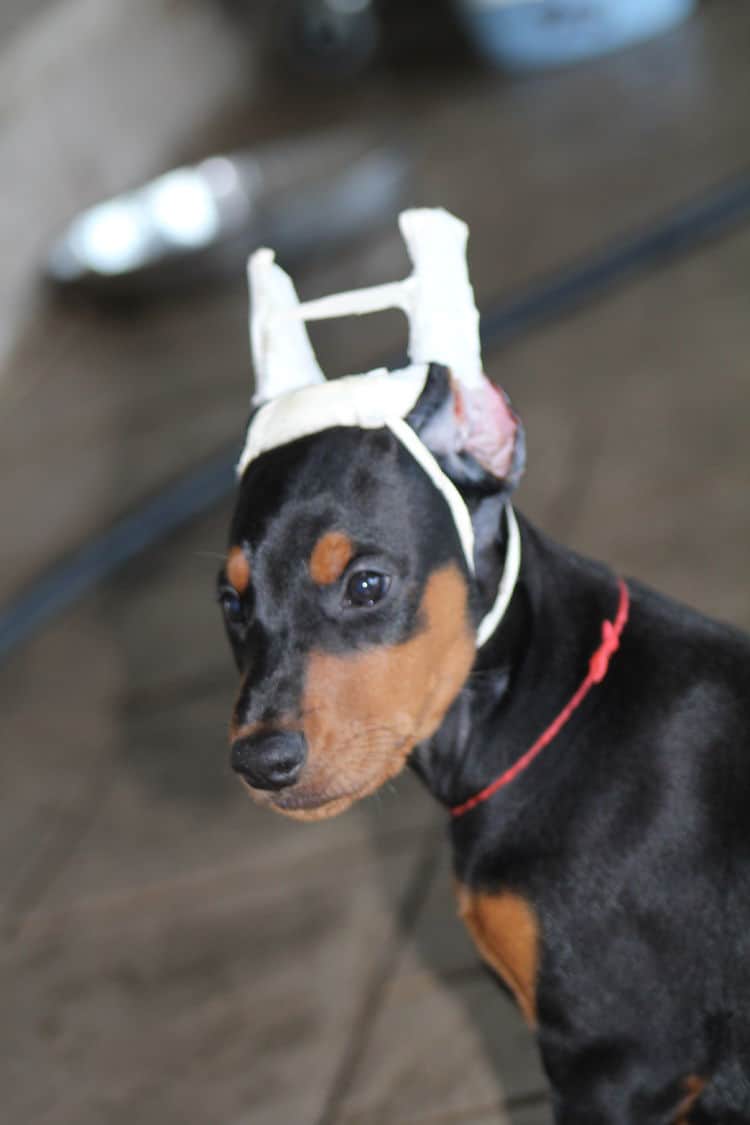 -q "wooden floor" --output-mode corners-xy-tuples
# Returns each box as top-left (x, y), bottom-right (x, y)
(3, 3), (750, 1122)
